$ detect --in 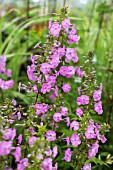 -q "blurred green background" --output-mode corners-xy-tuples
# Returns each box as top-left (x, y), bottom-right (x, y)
(0, 0), (113, 169)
